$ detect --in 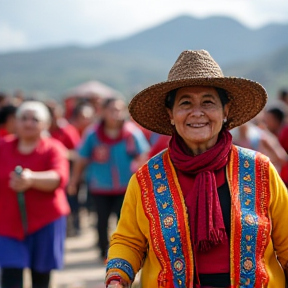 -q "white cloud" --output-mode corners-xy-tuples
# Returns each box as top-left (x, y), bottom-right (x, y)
(0, 24), (28, 52)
